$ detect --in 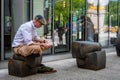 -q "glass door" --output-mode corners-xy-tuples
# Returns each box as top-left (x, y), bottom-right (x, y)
(4, 0), (12, 59)
(43, 0), (71, 54)
(0, 0), (2, 60)
(43, 0), (53, 54)
(54, 0), (70, 53)
(72, 0), (86, 41)
(118, 1), (120, 36)
(87, 0), (109, 47)
(109, 0), (119, 46)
